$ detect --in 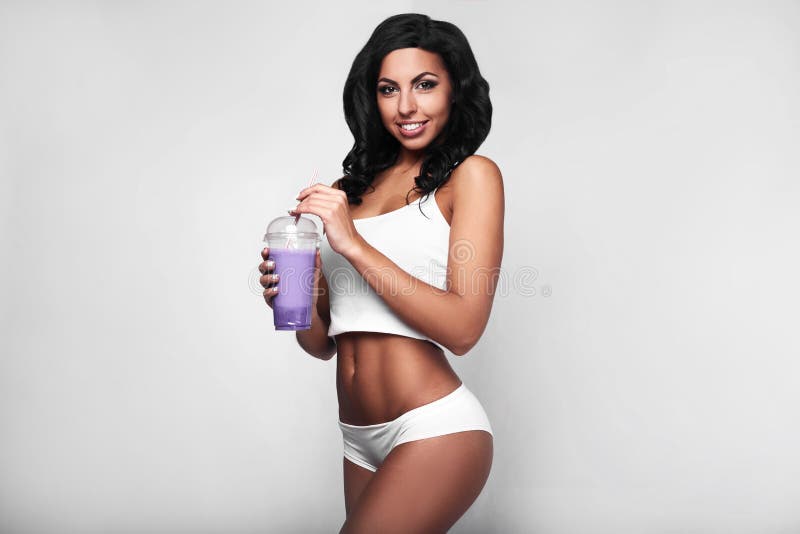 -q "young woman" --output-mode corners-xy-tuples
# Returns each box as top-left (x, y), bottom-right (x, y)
(259, 13), (503, 533)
